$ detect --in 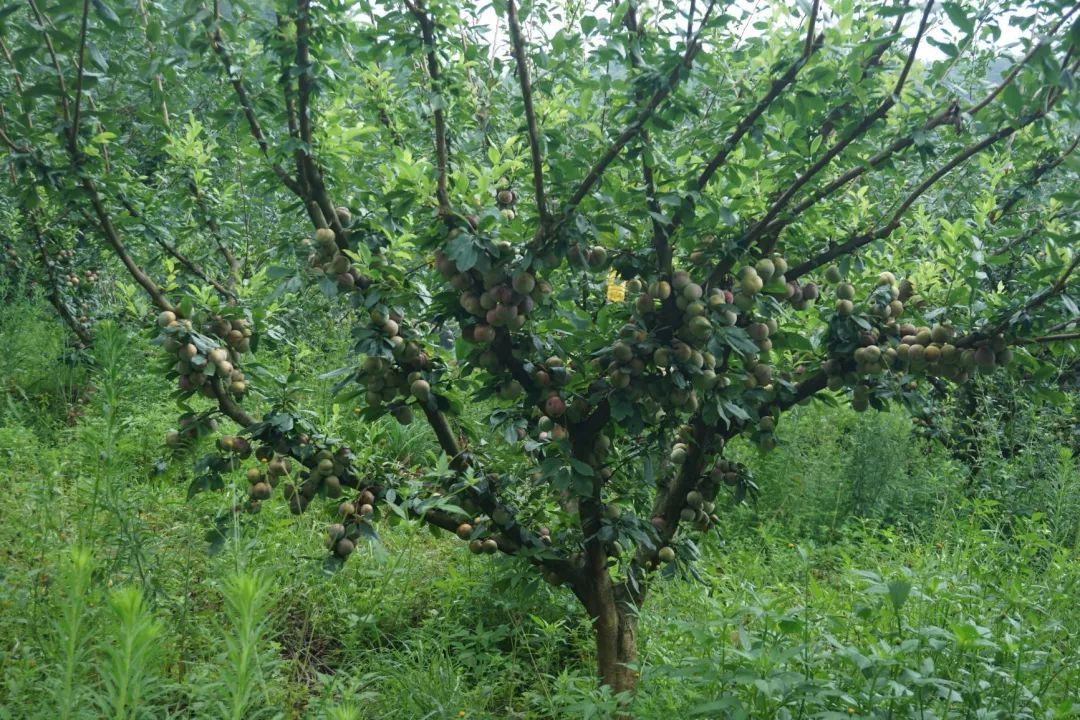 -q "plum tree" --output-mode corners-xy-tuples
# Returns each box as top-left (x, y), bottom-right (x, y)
(3, 0), (1080, 698)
